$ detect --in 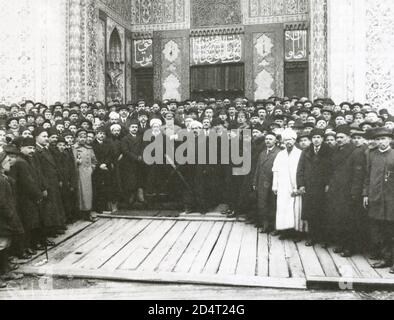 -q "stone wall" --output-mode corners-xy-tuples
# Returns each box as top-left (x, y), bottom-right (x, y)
(0, 0), (68, 105)
(327, 0), (394, 112)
